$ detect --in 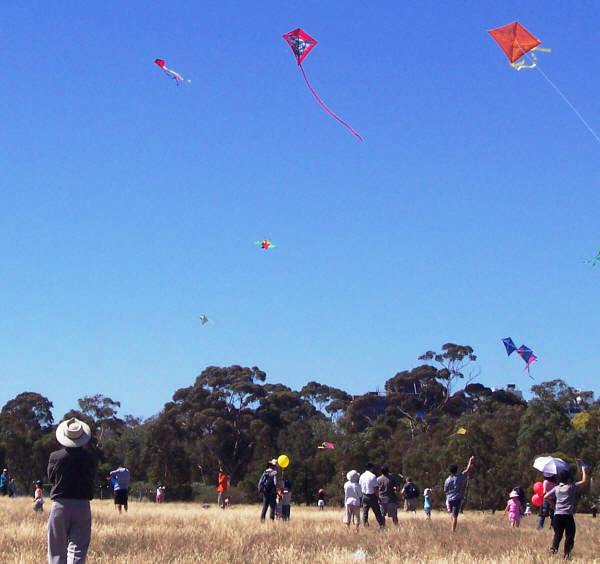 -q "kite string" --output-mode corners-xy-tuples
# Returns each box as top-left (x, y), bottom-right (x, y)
(533, 63), (600, 146)
(299, 64), (363, 141)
